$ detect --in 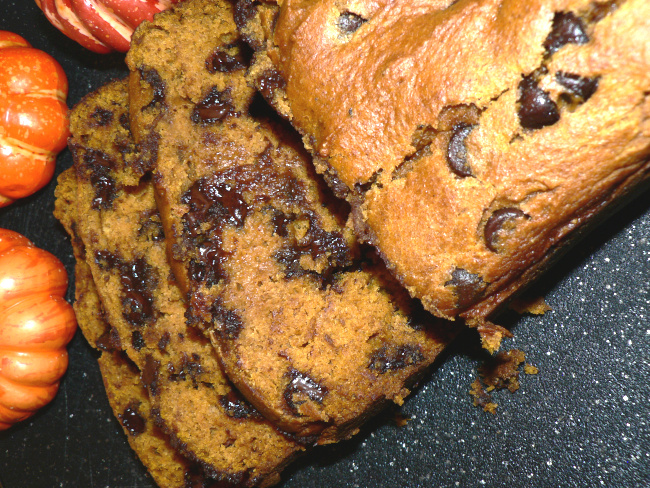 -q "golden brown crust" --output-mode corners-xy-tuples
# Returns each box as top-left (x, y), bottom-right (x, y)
(244, 0), (650, 320)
